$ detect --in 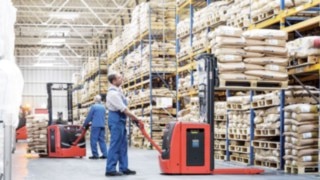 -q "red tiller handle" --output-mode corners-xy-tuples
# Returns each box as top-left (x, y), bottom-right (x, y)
(132, 120), (162, 154)
(72, 124), (90, 146)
